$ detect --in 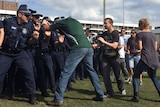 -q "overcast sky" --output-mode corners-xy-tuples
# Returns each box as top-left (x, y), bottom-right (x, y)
(17, 0), (160, 27)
